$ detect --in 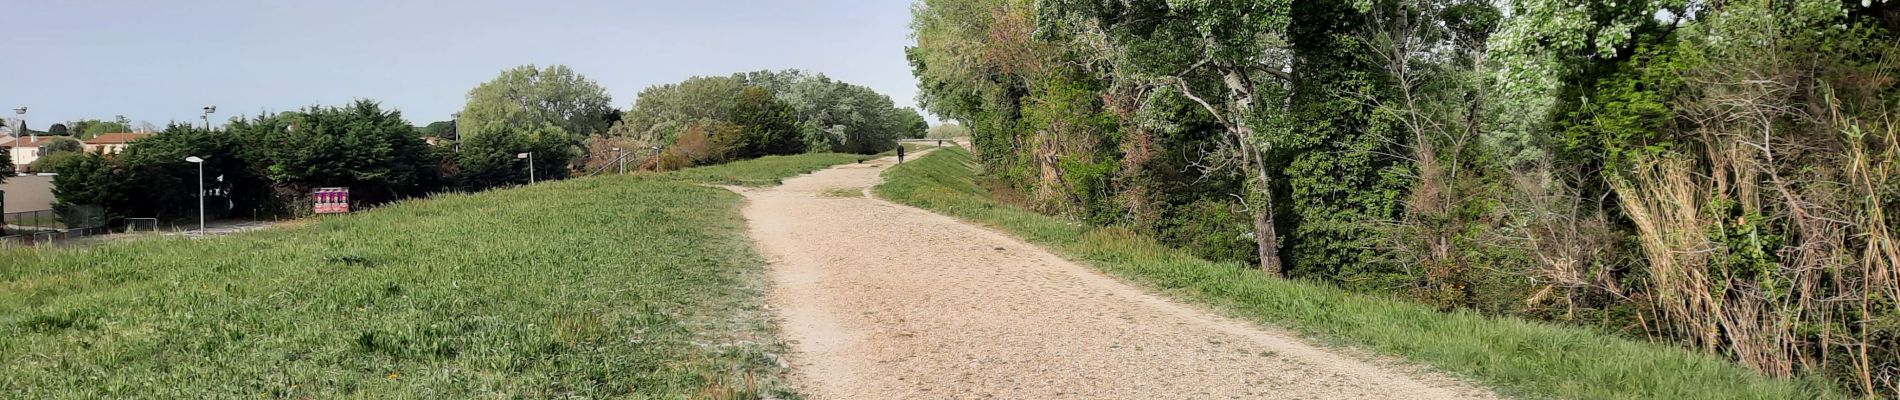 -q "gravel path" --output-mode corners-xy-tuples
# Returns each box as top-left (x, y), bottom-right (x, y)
(735, 153), (1500, 399)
